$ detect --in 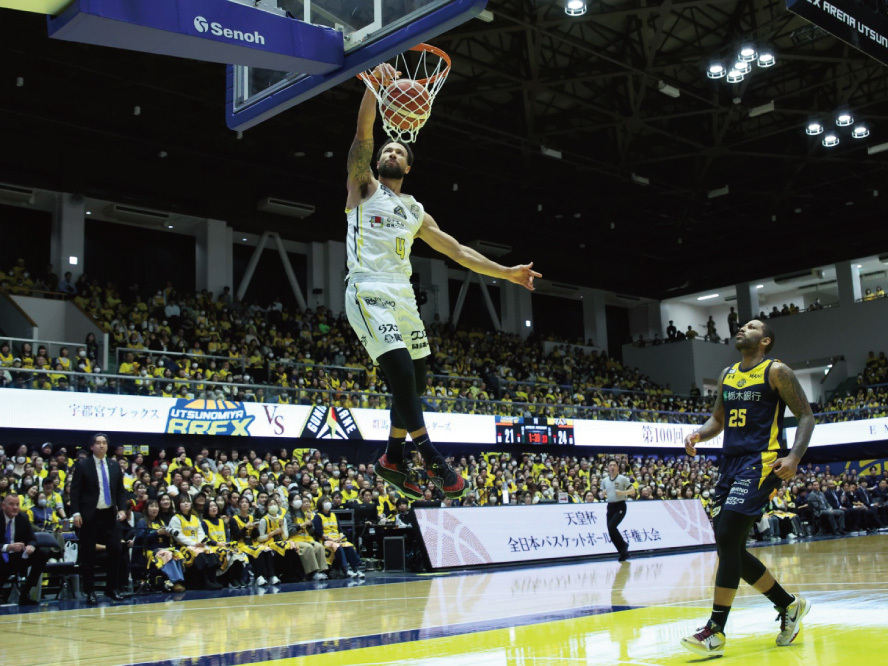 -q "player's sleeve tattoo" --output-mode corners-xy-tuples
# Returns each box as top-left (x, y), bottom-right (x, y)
(347, 137), (374, 185)
(772, 362), (815, 460)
